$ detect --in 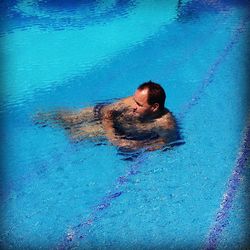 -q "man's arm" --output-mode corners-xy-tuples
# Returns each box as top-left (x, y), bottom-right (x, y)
(101, 99), (147, 150)
(151, 115), (178, 150)
(101, 115), (168, 151)
(101, 110), (138, 149)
